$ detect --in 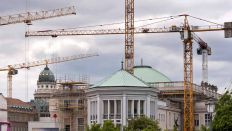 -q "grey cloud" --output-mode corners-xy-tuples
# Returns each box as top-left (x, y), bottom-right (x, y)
(1, 0), (232, 100)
